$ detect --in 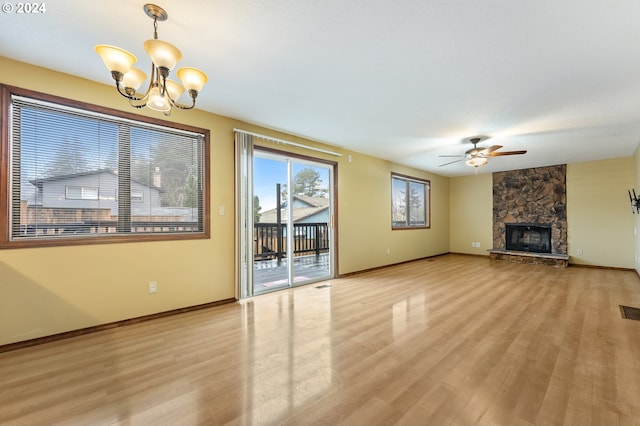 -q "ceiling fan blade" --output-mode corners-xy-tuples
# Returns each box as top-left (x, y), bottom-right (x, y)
(482, 145), (503, 154)
(438, 159), (463, 167)
(488, 150), (527, 157)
